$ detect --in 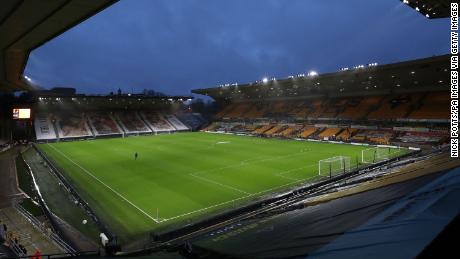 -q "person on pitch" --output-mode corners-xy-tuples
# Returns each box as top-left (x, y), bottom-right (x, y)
(134, 152), (138, 160)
